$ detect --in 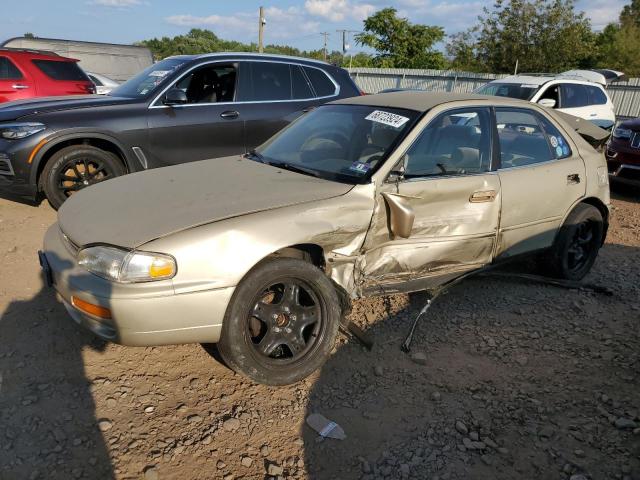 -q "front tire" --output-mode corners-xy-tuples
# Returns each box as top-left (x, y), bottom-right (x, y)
(39, 145), (125, 210)
(217, 258), (341, 385)
(545, 203), (603, 281)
